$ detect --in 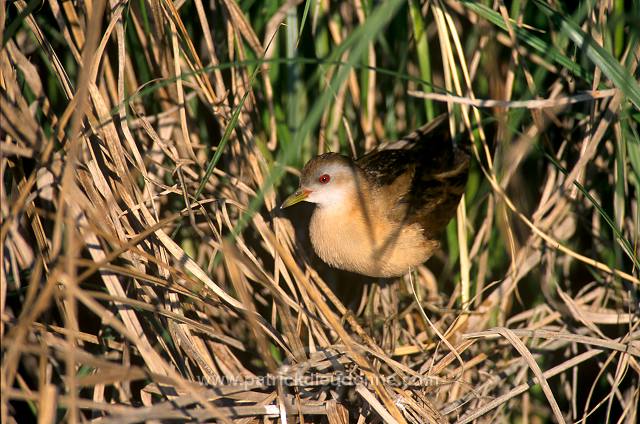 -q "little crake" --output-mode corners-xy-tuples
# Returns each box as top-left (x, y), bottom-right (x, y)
(281, 116), (469, 278)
